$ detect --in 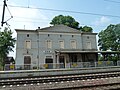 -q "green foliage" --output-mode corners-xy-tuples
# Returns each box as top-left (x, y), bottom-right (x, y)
(0, 27), (16, 68)
(81, 26), (93, 32)
(50, 15), (93, 32)
(98, 24), (120, 51)
(98, 54), (104, 61)
(50, 15), (79, 29)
